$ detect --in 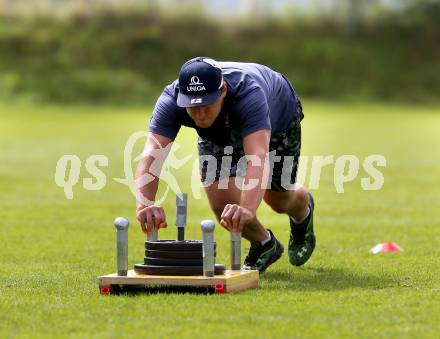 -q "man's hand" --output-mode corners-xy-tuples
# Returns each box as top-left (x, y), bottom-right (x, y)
(136, 205), (168, 234)
(220, 204), (255, 233)
(134, 132), (172, 234)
